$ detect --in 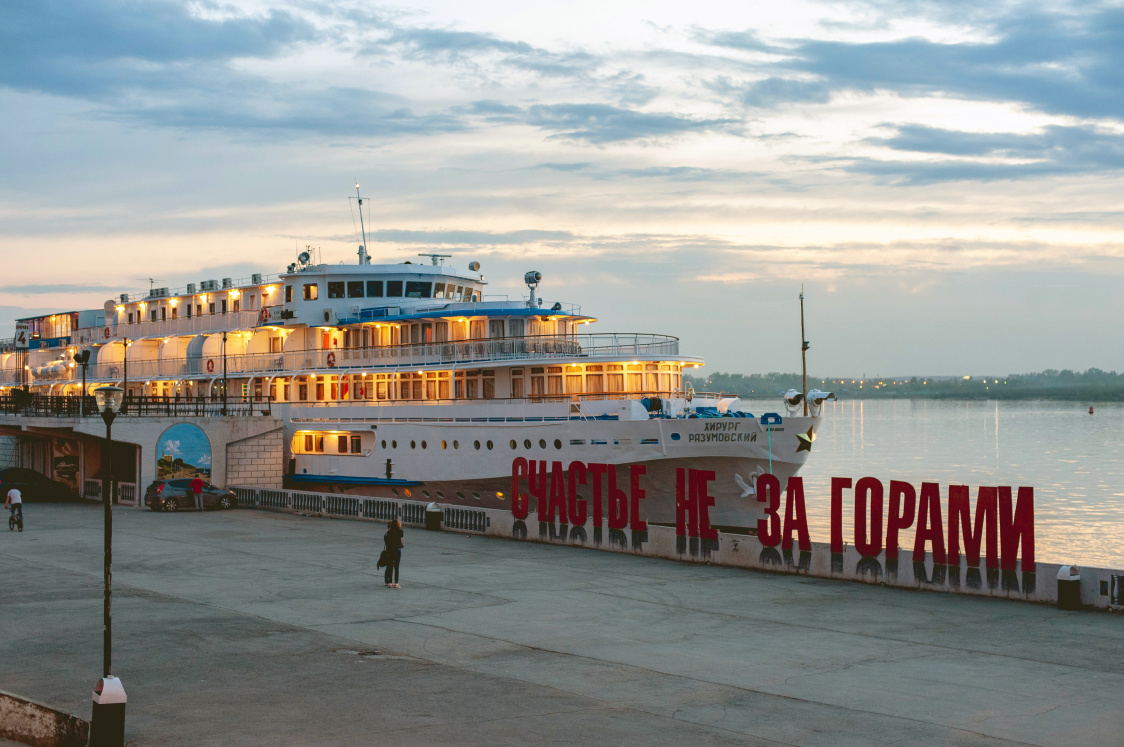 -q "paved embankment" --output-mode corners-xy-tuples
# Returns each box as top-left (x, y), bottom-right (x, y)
(1, 504), (1121, 746)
